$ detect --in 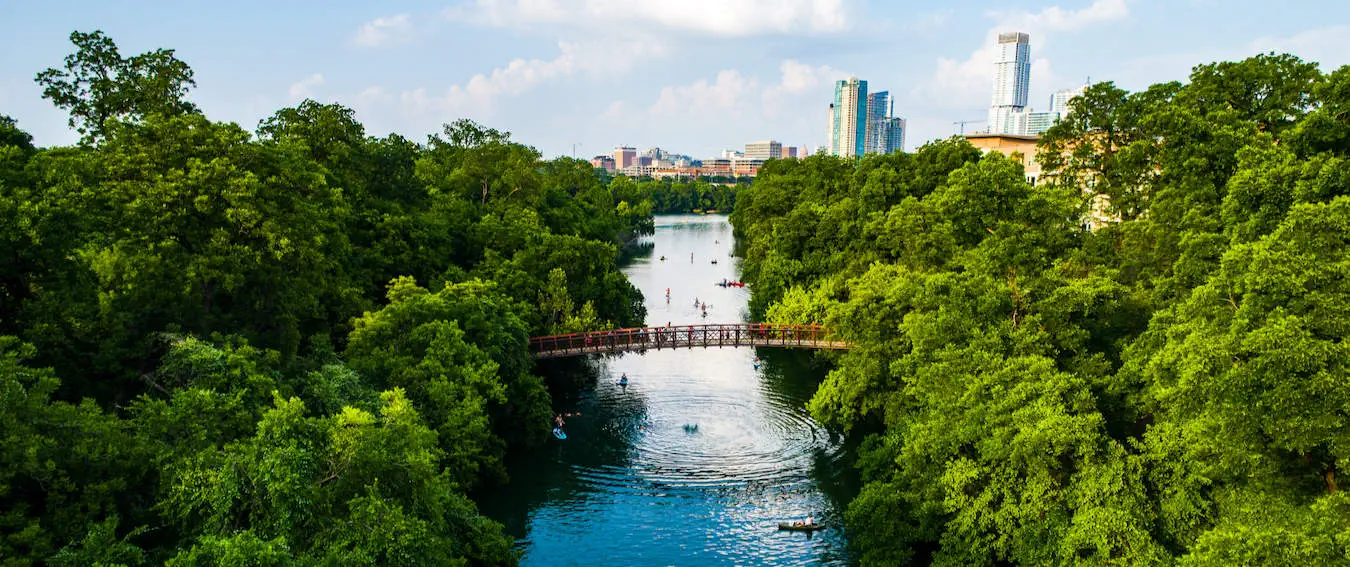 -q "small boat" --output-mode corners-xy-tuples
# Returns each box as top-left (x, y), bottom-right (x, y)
(711, 259), (718, 264)
(552, 427), (567, 440)
(778, 522), (825, 532)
